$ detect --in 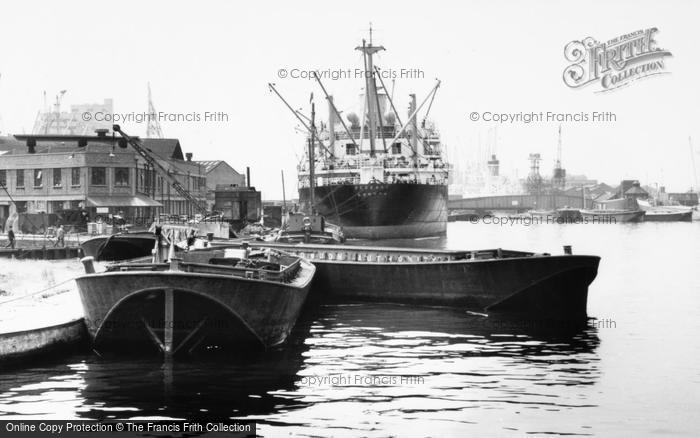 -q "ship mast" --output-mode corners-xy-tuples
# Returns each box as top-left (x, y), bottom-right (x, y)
(308, 100), (316, 214)
(356, 30), (384, 157)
